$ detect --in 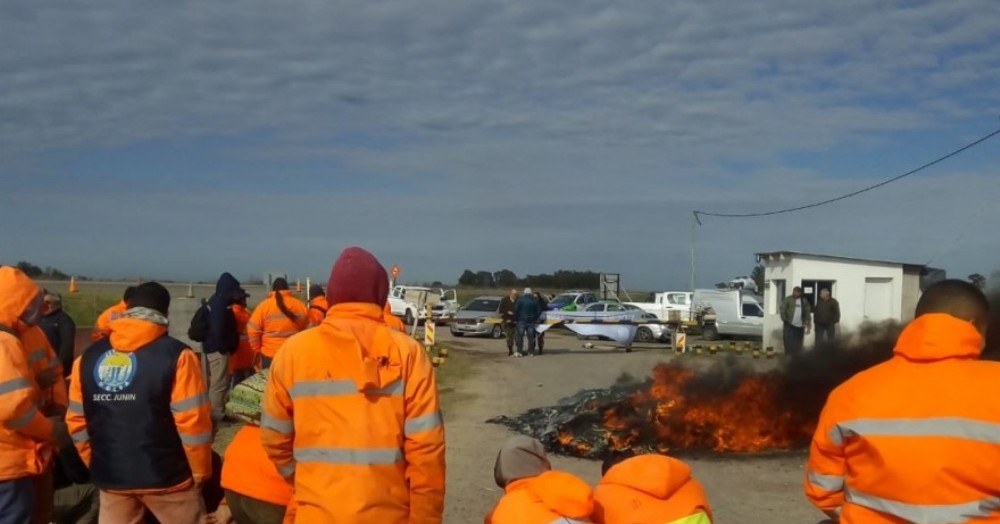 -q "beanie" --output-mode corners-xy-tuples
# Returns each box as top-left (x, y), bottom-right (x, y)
(327, 247), (389, 307)
(127, 282), (171, 316)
